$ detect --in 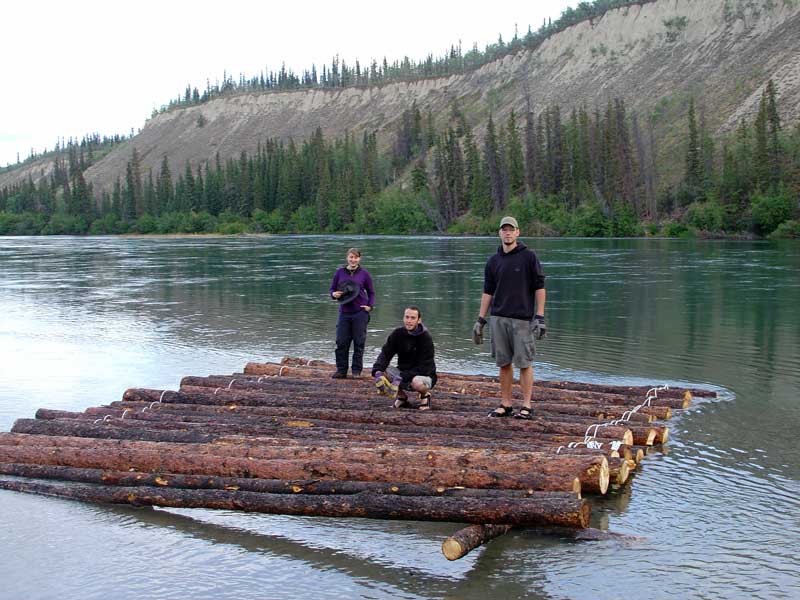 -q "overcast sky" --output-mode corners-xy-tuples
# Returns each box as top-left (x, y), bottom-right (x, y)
(0, 0), (577, 167)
